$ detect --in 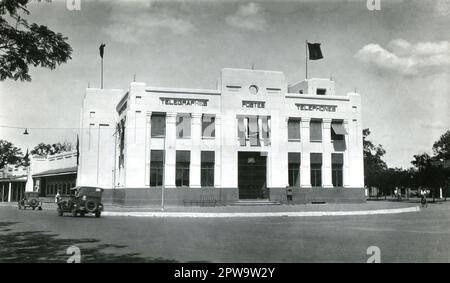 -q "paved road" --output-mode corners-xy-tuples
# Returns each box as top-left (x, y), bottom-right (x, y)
(0, 202), (449, 263)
